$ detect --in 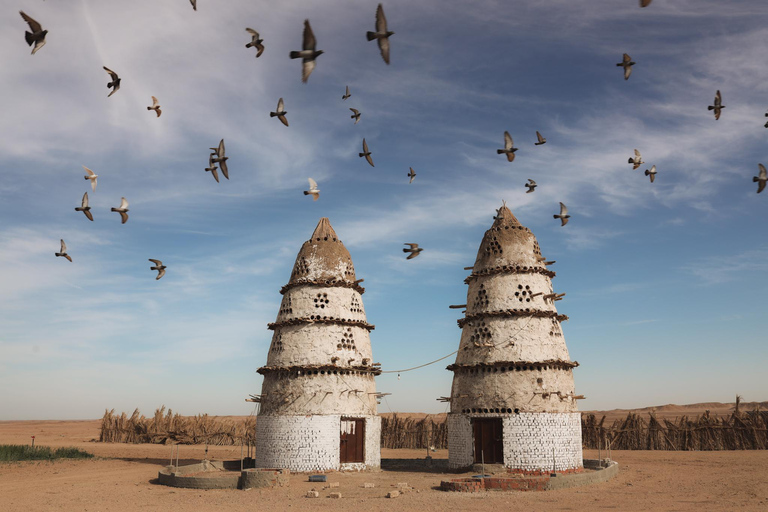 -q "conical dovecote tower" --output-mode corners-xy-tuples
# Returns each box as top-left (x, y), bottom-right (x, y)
(255, 218), (381, 472)
(446, 204), (583, 473)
